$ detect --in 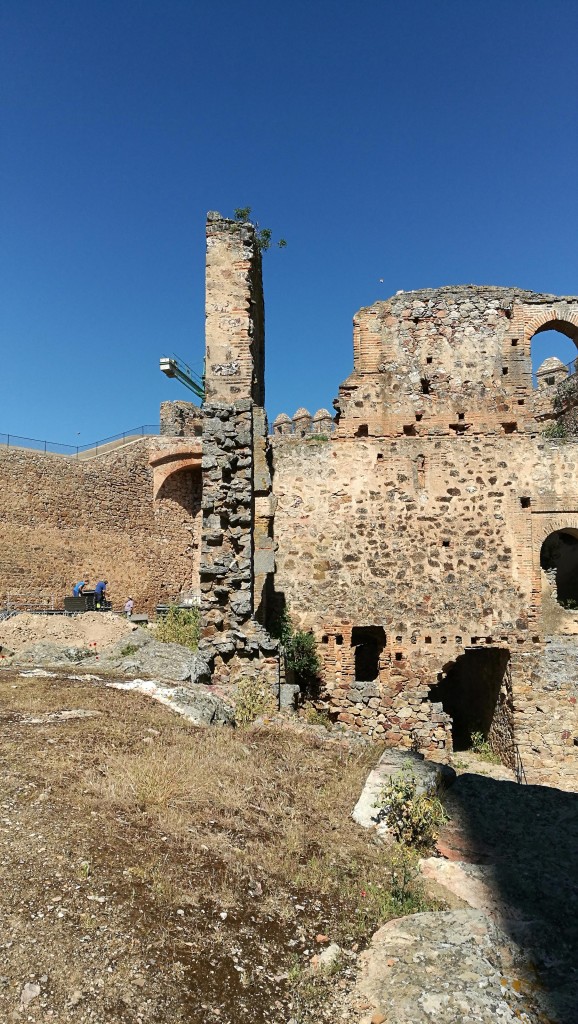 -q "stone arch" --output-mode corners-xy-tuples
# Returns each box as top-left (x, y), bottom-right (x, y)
(149, 445), (202, 500)
(526, 311), (578, 345)
(534, 513), (578, 547)
(153, 459), (203, 600)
